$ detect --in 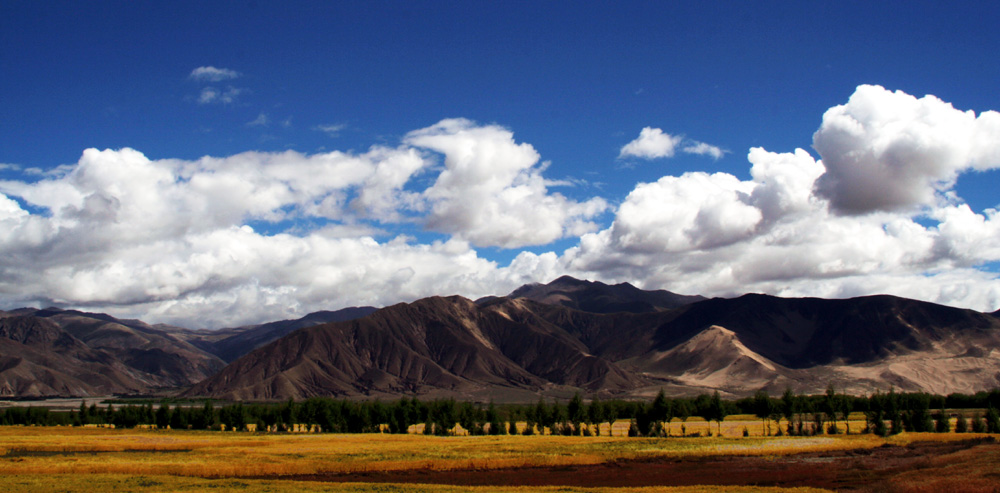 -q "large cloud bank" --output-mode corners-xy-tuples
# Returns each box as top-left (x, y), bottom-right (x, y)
(2, 85), (1000, 327)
